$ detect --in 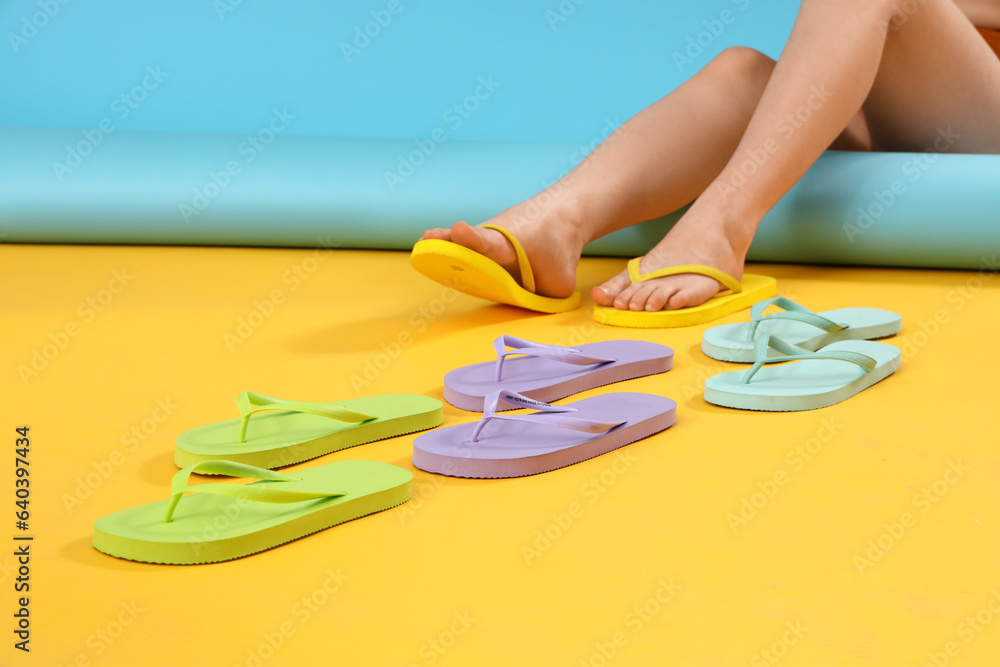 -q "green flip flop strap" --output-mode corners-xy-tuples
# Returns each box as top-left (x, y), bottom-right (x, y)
(162, 460), (345, 523)
(236, 391), (376, 443)
(745, 296), (846, 341)
(626, 258), (742, 294)
(741, 335), (877, 385)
